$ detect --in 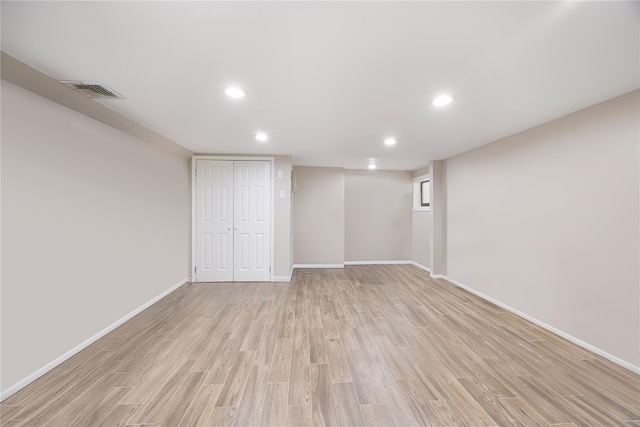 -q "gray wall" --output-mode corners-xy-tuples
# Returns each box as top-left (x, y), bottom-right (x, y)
(293, 166), (345, 265)
(293, 167), (414, 265)
(345, 170), (412, 261)
(1, 81), (192, 392)
(445, 90), (639, 366)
